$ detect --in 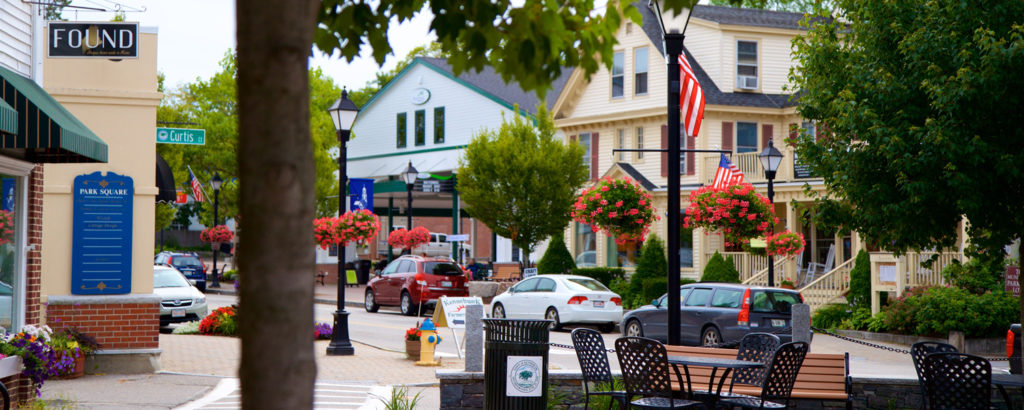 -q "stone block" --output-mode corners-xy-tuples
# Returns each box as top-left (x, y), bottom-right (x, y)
(792, 303), (811, 344)
(440, 384), (463, 406)
(468, 281), (500, 298)
(465, 304), (484, 372)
